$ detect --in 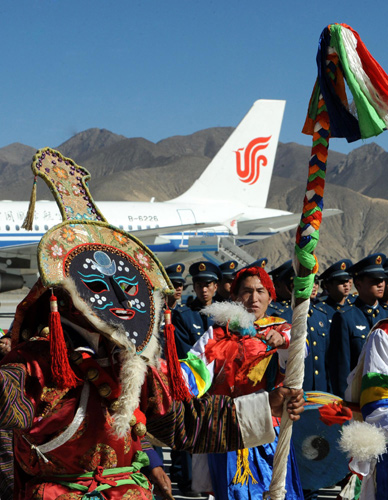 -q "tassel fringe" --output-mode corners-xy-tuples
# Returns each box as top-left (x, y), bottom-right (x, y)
(163, 309), (192, 402)
(49, 294), (78, 390)
(232, 448), (258, 485)
(22, 176), (37, 231)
